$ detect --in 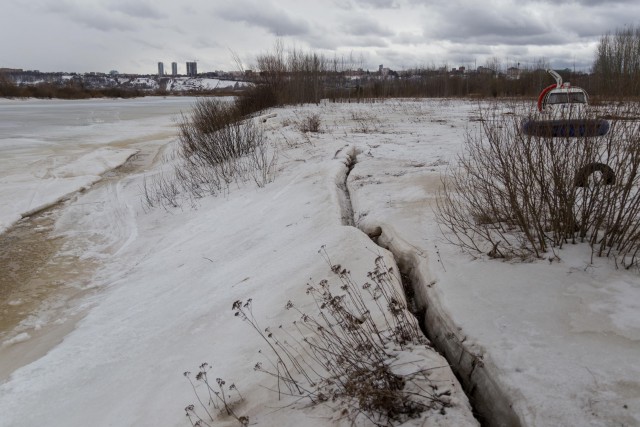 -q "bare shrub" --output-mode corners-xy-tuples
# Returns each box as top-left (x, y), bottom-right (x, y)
(436, 101), (640, 268)
(232, 250), (450, 425)
(350, 110), (382, 133)
(141, 98), (277, 209)
(179, 98), (263, 168)
(295, 112), (322, 133)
